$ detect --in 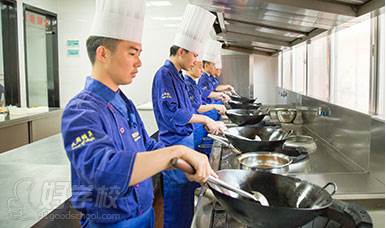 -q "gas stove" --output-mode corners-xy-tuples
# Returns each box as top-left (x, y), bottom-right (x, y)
(191, 142), (373, 228)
